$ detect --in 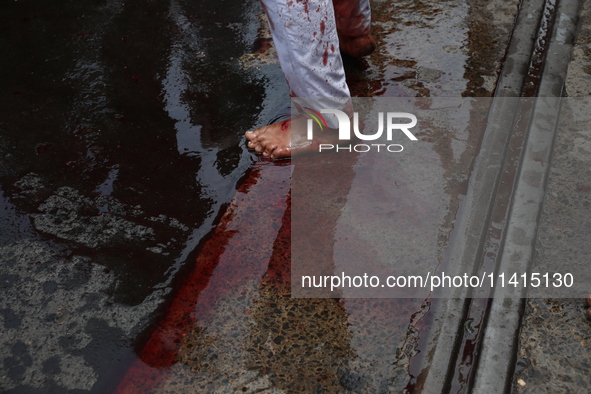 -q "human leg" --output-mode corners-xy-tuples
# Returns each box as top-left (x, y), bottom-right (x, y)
(246, 0), (349, 158)
(245, 0), (373, 158)
(333, 0), (376, 57)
